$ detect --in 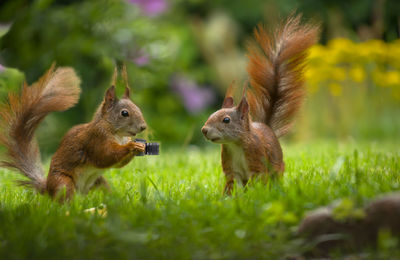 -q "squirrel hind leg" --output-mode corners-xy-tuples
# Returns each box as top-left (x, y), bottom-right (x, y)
(47, 173), (75, 202)
(223, 176), (235, 196)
